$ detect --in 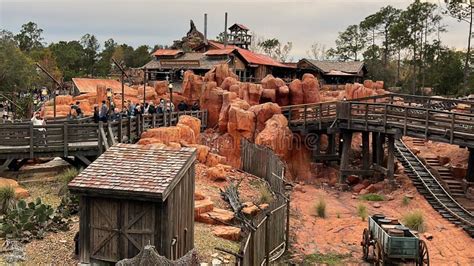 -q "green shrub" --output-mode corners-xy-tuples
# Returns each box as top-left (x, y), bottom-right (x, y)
(0, 197), (71, 242)
(0, 186), (16, 214)
(57, 168), (79, 184)
(359, 193), (385, 201)
(315, 198), (326, 218)
(402, 196), (411, 206)
(357, 204), (368, 221)
(303, 252), (351, 265)
(402, 210), (426, 232)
